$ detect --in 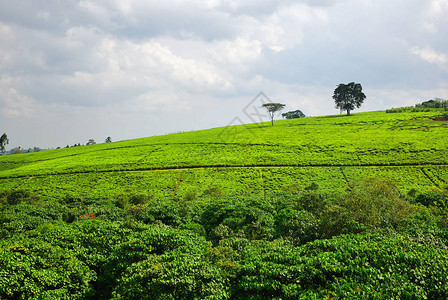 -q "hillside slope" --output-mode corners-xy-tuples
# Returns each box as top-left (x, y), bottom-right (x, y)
(1, 110), (448, 299)
(0, 110), (447, 200)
